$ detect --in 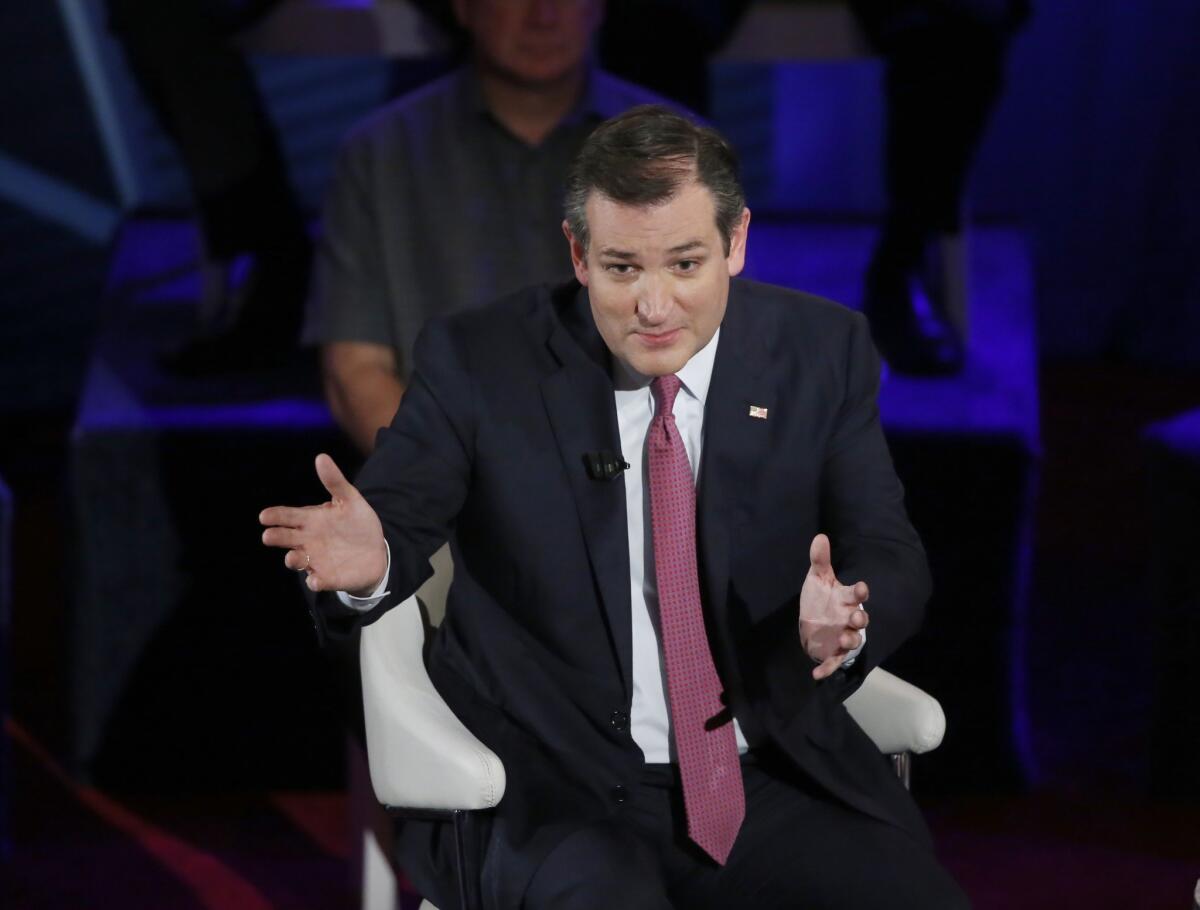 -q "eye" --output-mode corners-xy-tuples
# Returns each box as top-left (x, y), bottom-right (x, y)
(675, 258), (701, 273)
(604, 263), (636, 276)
